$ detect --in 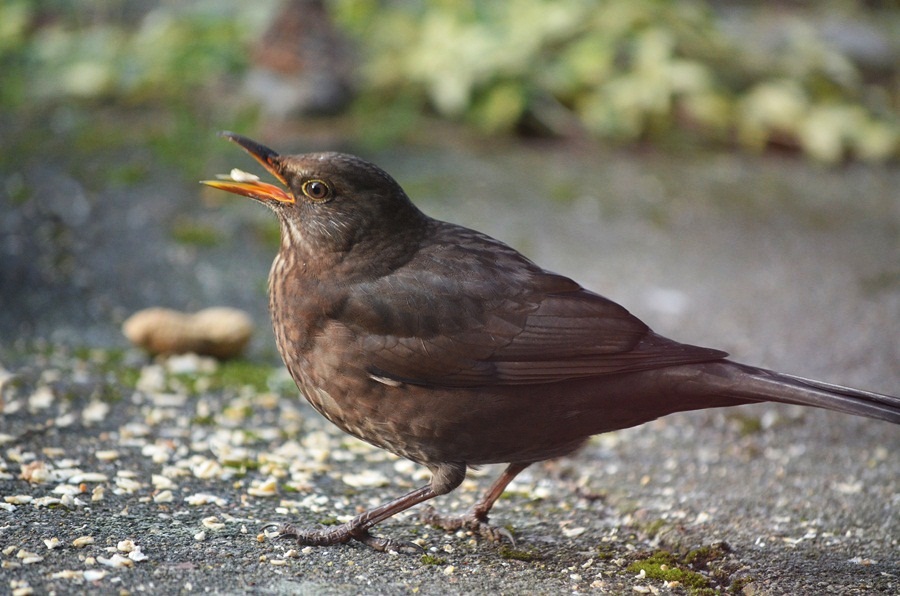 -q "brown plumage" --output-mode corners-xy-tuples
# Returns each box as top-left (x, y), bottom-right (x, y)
(202, 132), (899, 552)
